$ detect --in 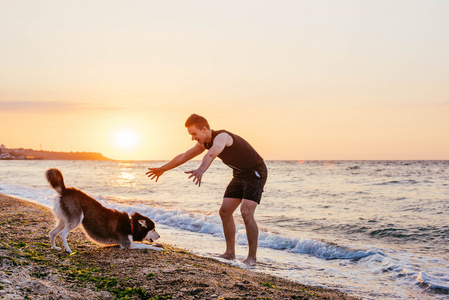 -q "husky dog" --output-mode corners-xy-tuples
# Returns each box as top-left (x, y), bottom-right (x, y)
(46, 168), (161, 253)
